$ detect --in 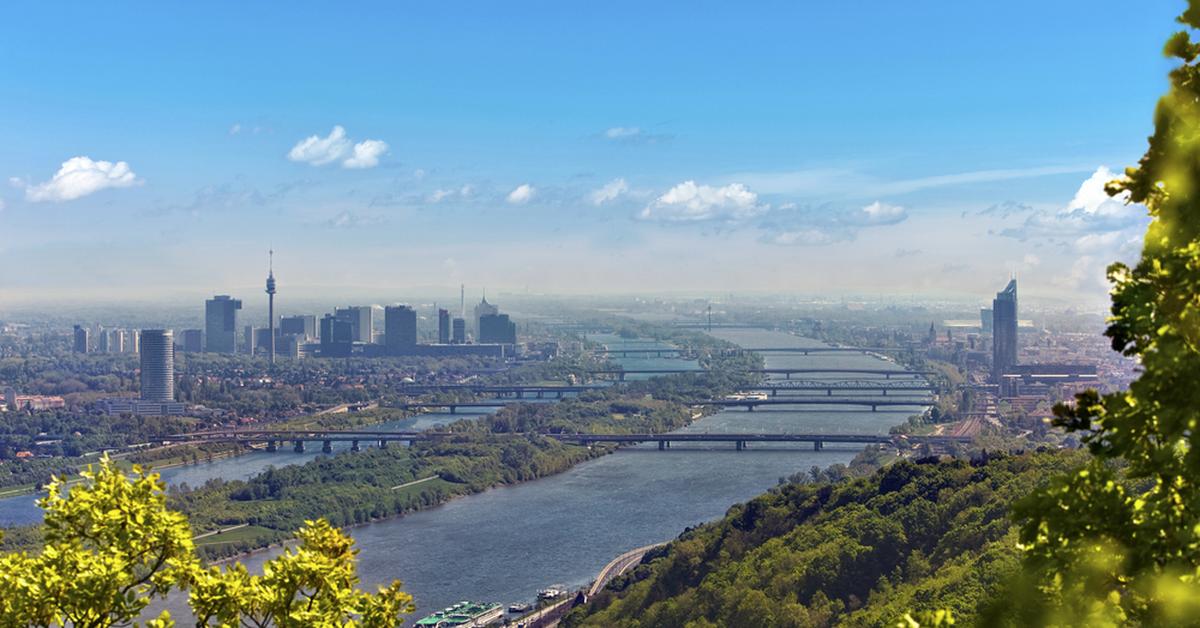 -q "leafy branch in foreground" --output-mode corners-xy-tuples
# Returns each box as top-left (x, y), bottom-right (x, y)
(0, 457), (412, 627)
(1009, 2), (1200, 623)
